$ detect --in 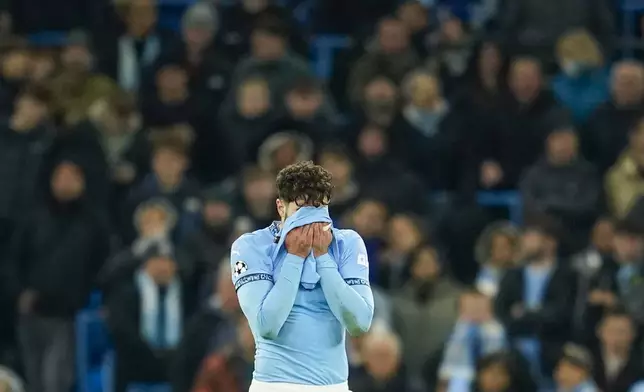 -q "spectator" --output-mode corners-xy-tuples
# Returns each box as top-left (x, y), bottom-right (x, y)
(280, 77), (337, 143)
(392, 245), (462, 380)
(592, 309), (643, 392)
(474, 352), (537, 392)
(426, 16), (473, 98)
(357, 76), (400, 128)
(455, 40), (506, 125)
(166, 2), (231, 110)
(0, 46), (30, 115)
(480, 57), (570, 189)
(499, 0), (614, 66)
(50, 30), (119, 126)
(141, 62), (193, 127)
(495, 218), (576, 380)
(390, 70), (466, 190)
(379, 214), (426, 290)
(552, 29), (609, 125)
(584, 61), (644, 174)
(349, 328), (410, 392)
(438, 290), (506, 387)
(396, 1), (432, 58)
(0, 84), (54, 242)
(606, 117), (644, 219)
(319, 146), (360, 219)
(353, 124), (427, 214)
(178, 186), (235, 296)
(125, 131), (201, 245)
(612, 221), (644, 324)
(520, 127), (600, 252)
(348, 17), (420, 104)
(172, 261), (244, 392)
(346, 199), (388, 282)
(100, 200), (178, 299)
(188, 315), (255, 392)
(226, 16), (314, 113)
(571, 218), (618, 341)
(86, 90), (148, 211)
(7, 159), (109, 392)
(257, 132), (314, 174)
(217, 0), (307, 62)
(474, 221), (520, 297)
(100, 0), (173, 92)
(235, 166), (278, 230)
(553, 343), (599, 392)
(107, 241), (193, 392)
